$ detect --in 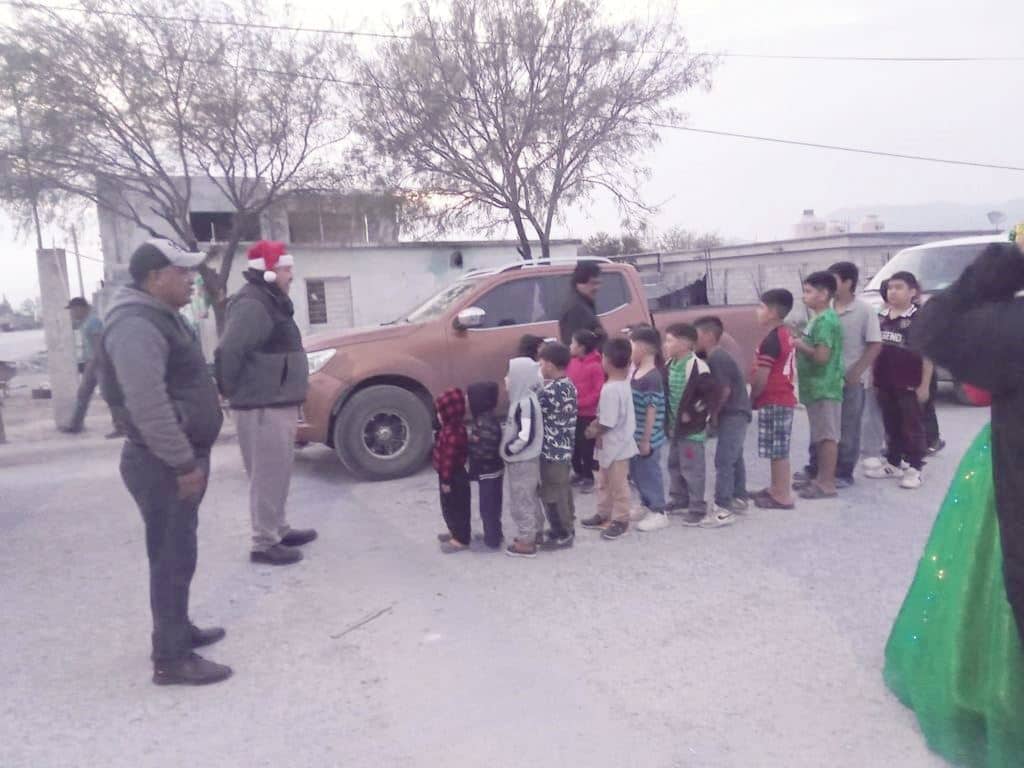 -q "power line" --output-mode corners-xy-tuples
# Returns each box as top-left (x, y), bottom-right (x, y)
(4, 6), (1021, 173)
(3, 0), (1023, 63)
(639, 120), (1024, 172)
(8, 39), (1019, 174)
